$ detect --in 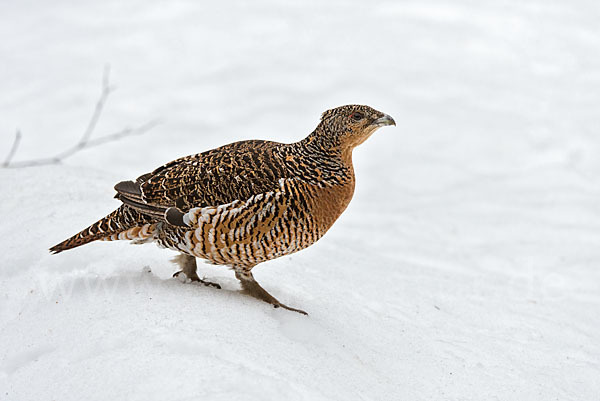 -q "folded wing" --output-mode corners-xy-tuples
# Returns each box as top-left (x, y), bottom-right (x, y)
(114, 140), (288, 224)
